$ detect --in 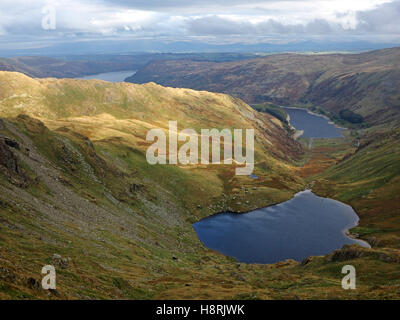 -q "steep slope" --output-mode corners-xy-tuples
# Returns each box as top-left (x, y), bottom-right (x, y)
(0, 71), (302, 299)
(0, 71), (302, 163)
(127, 47), (400, 126)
